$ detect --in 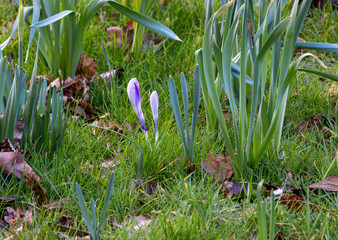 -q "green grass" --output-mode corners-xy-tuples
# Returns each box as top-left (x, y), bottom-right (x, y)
(1, 0), (337, 239)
